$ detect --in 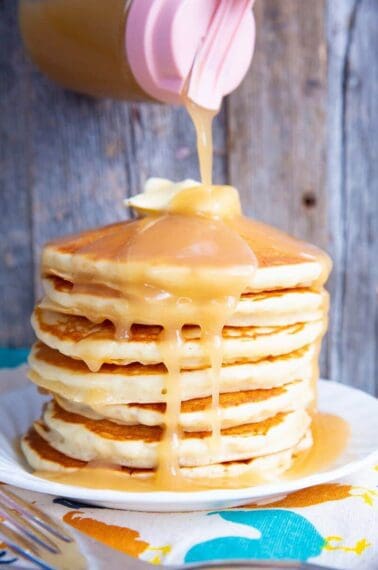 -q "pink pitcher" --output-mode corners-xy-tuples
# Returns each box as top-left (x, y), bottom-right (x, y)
(19, 0), (255, 109)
